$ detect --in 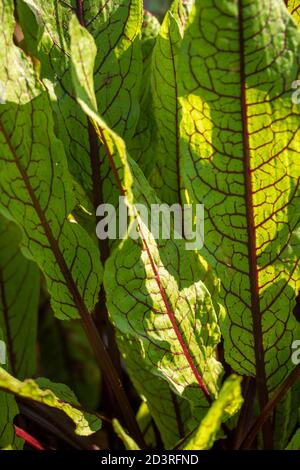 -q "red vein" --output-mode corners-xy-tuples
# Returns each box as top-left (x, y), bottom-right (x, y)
(139, 222), (210, 399)
(97, 123), (211, 401)
(238, 0), (272, 449)
(75, 0), (85, 27)
(0, 119), (145, 448)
